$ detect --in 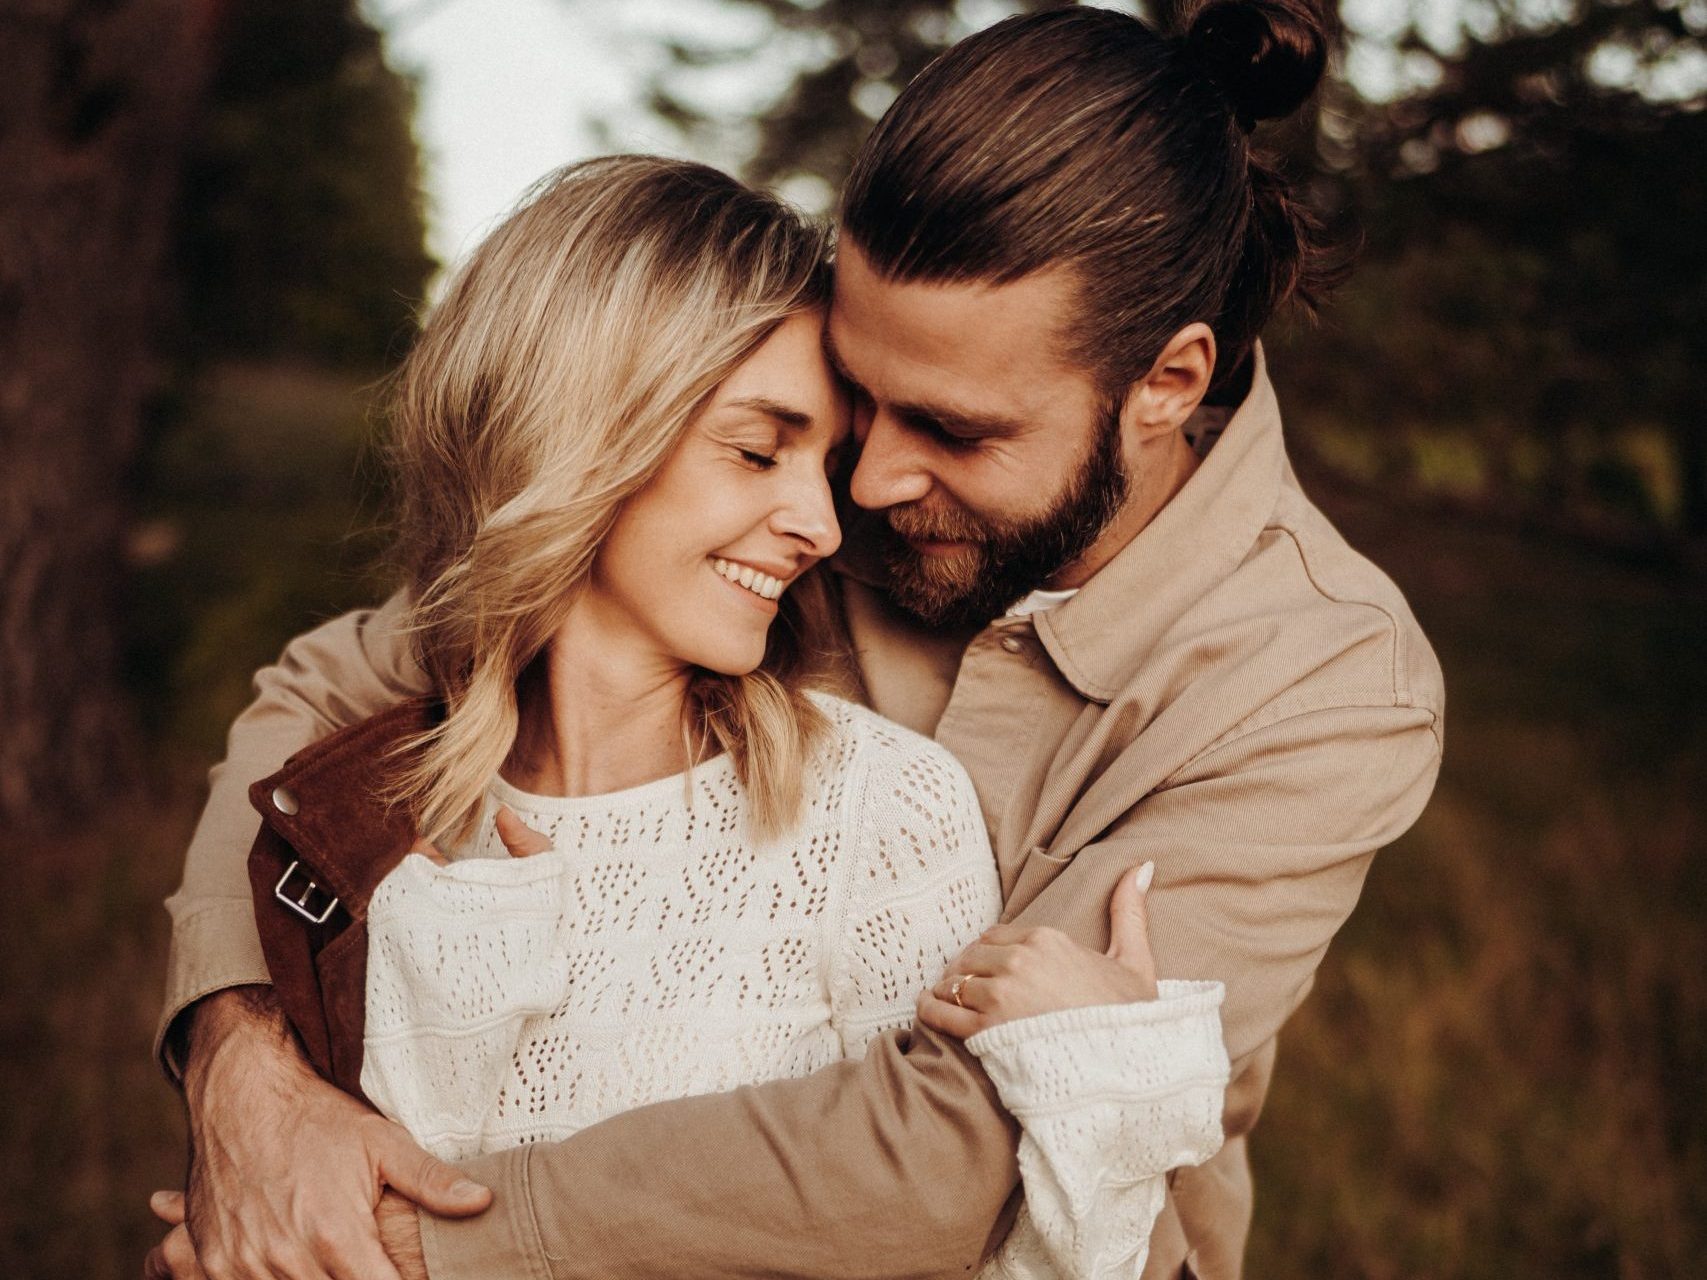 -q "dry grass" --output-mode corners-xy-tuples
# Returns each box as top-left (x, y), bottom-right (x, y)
(4, 367), (1703, 1276)
(1248, 484), (1707, 1278)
